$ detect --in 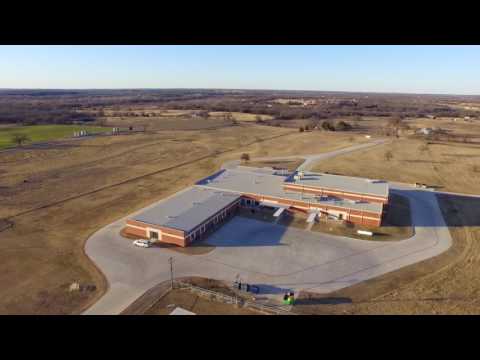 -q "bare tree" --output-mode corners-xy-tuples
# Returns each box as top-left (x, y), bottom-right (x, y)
(384, 150), (393, 162)
(240, 153), (250, 162)
(11, 133), (30, 146)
